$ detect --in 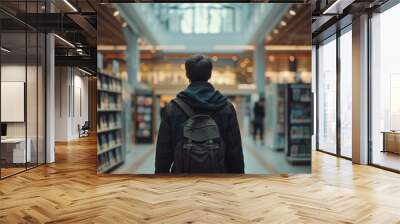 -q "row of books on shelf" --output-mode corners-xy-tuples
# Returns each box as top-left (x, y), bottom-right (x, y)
(290, 118), (311, 123)
(289, 144), (311, 156)
(97, 148), (123, 172)
(97, 75), (122, 92)
(137, 106), (152, 114)
(136, 114), (152, 122)
(290, 106), (311, 123)
(136, 128), (151, 138)
(137, 96), (153, 106)
(276, 125), (285, 134)
(98, 92), (122, 110)
(98, 113), (122, 131)
(99, 70), (122, 79)
(98, 131), (122, 152)
(291, 88), (311, 102)
(290, 126), (311, 139)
